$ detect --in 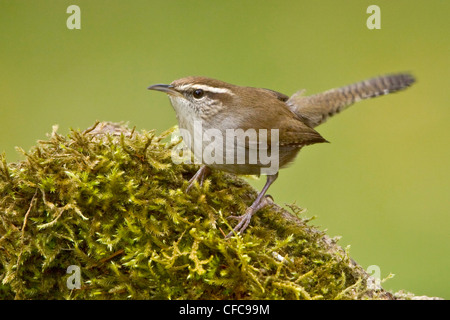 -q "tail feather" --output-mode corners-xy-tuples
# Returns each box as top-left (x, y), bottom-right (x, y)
(287, 73), (416, 128)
